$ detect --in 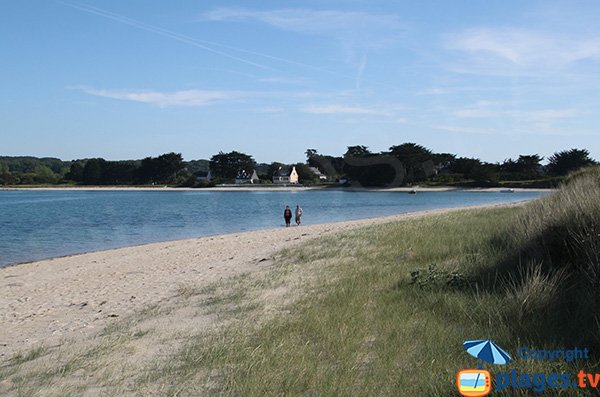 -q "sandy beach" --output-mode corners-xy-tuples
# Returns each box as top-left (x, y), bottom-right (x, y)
(0, 203), (520, 361)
